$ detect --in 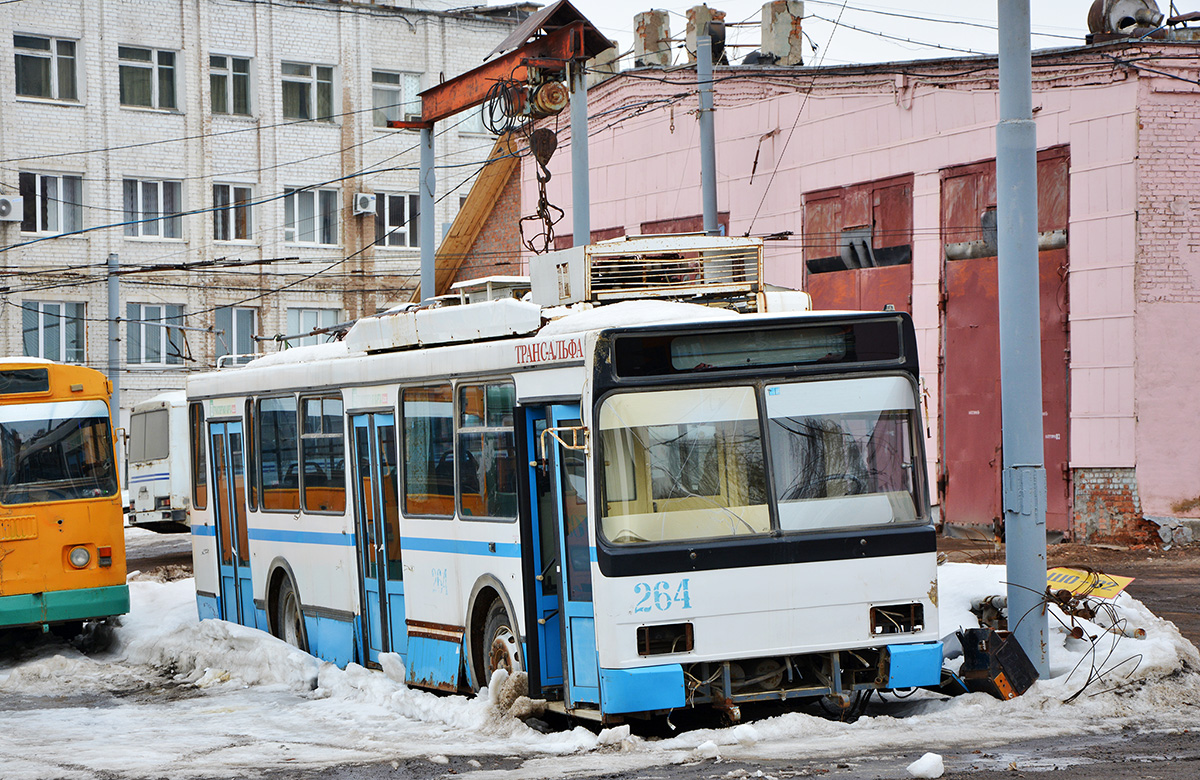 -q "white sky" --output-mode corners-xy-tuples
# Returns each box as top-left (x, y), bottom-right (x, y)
(2, 541), (1200, 778)
(552, 1), (1110, 66)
